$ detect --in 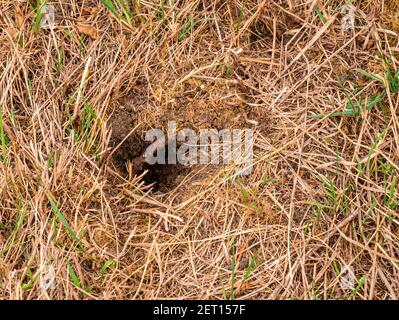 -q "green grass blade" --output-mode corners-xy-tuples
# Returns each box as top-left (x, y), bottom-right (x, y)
(353, 275), (365, 294)
(67, 262), (82, 288)
(100, 0), (118, 15)
(48, 195), (83, 250)
(100, 0), (123, 21)
(355, 68), (384, 83)
(101, 258), (115, 276)
(33, 0), (48, 33)
(240, 188), (250, 203)
(314, 6), (326, 24)
(0, 106), (8, 164)
(118, 0), (132, 22)
(243, 254), (257, 282)
(230, 242), (236, 300)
